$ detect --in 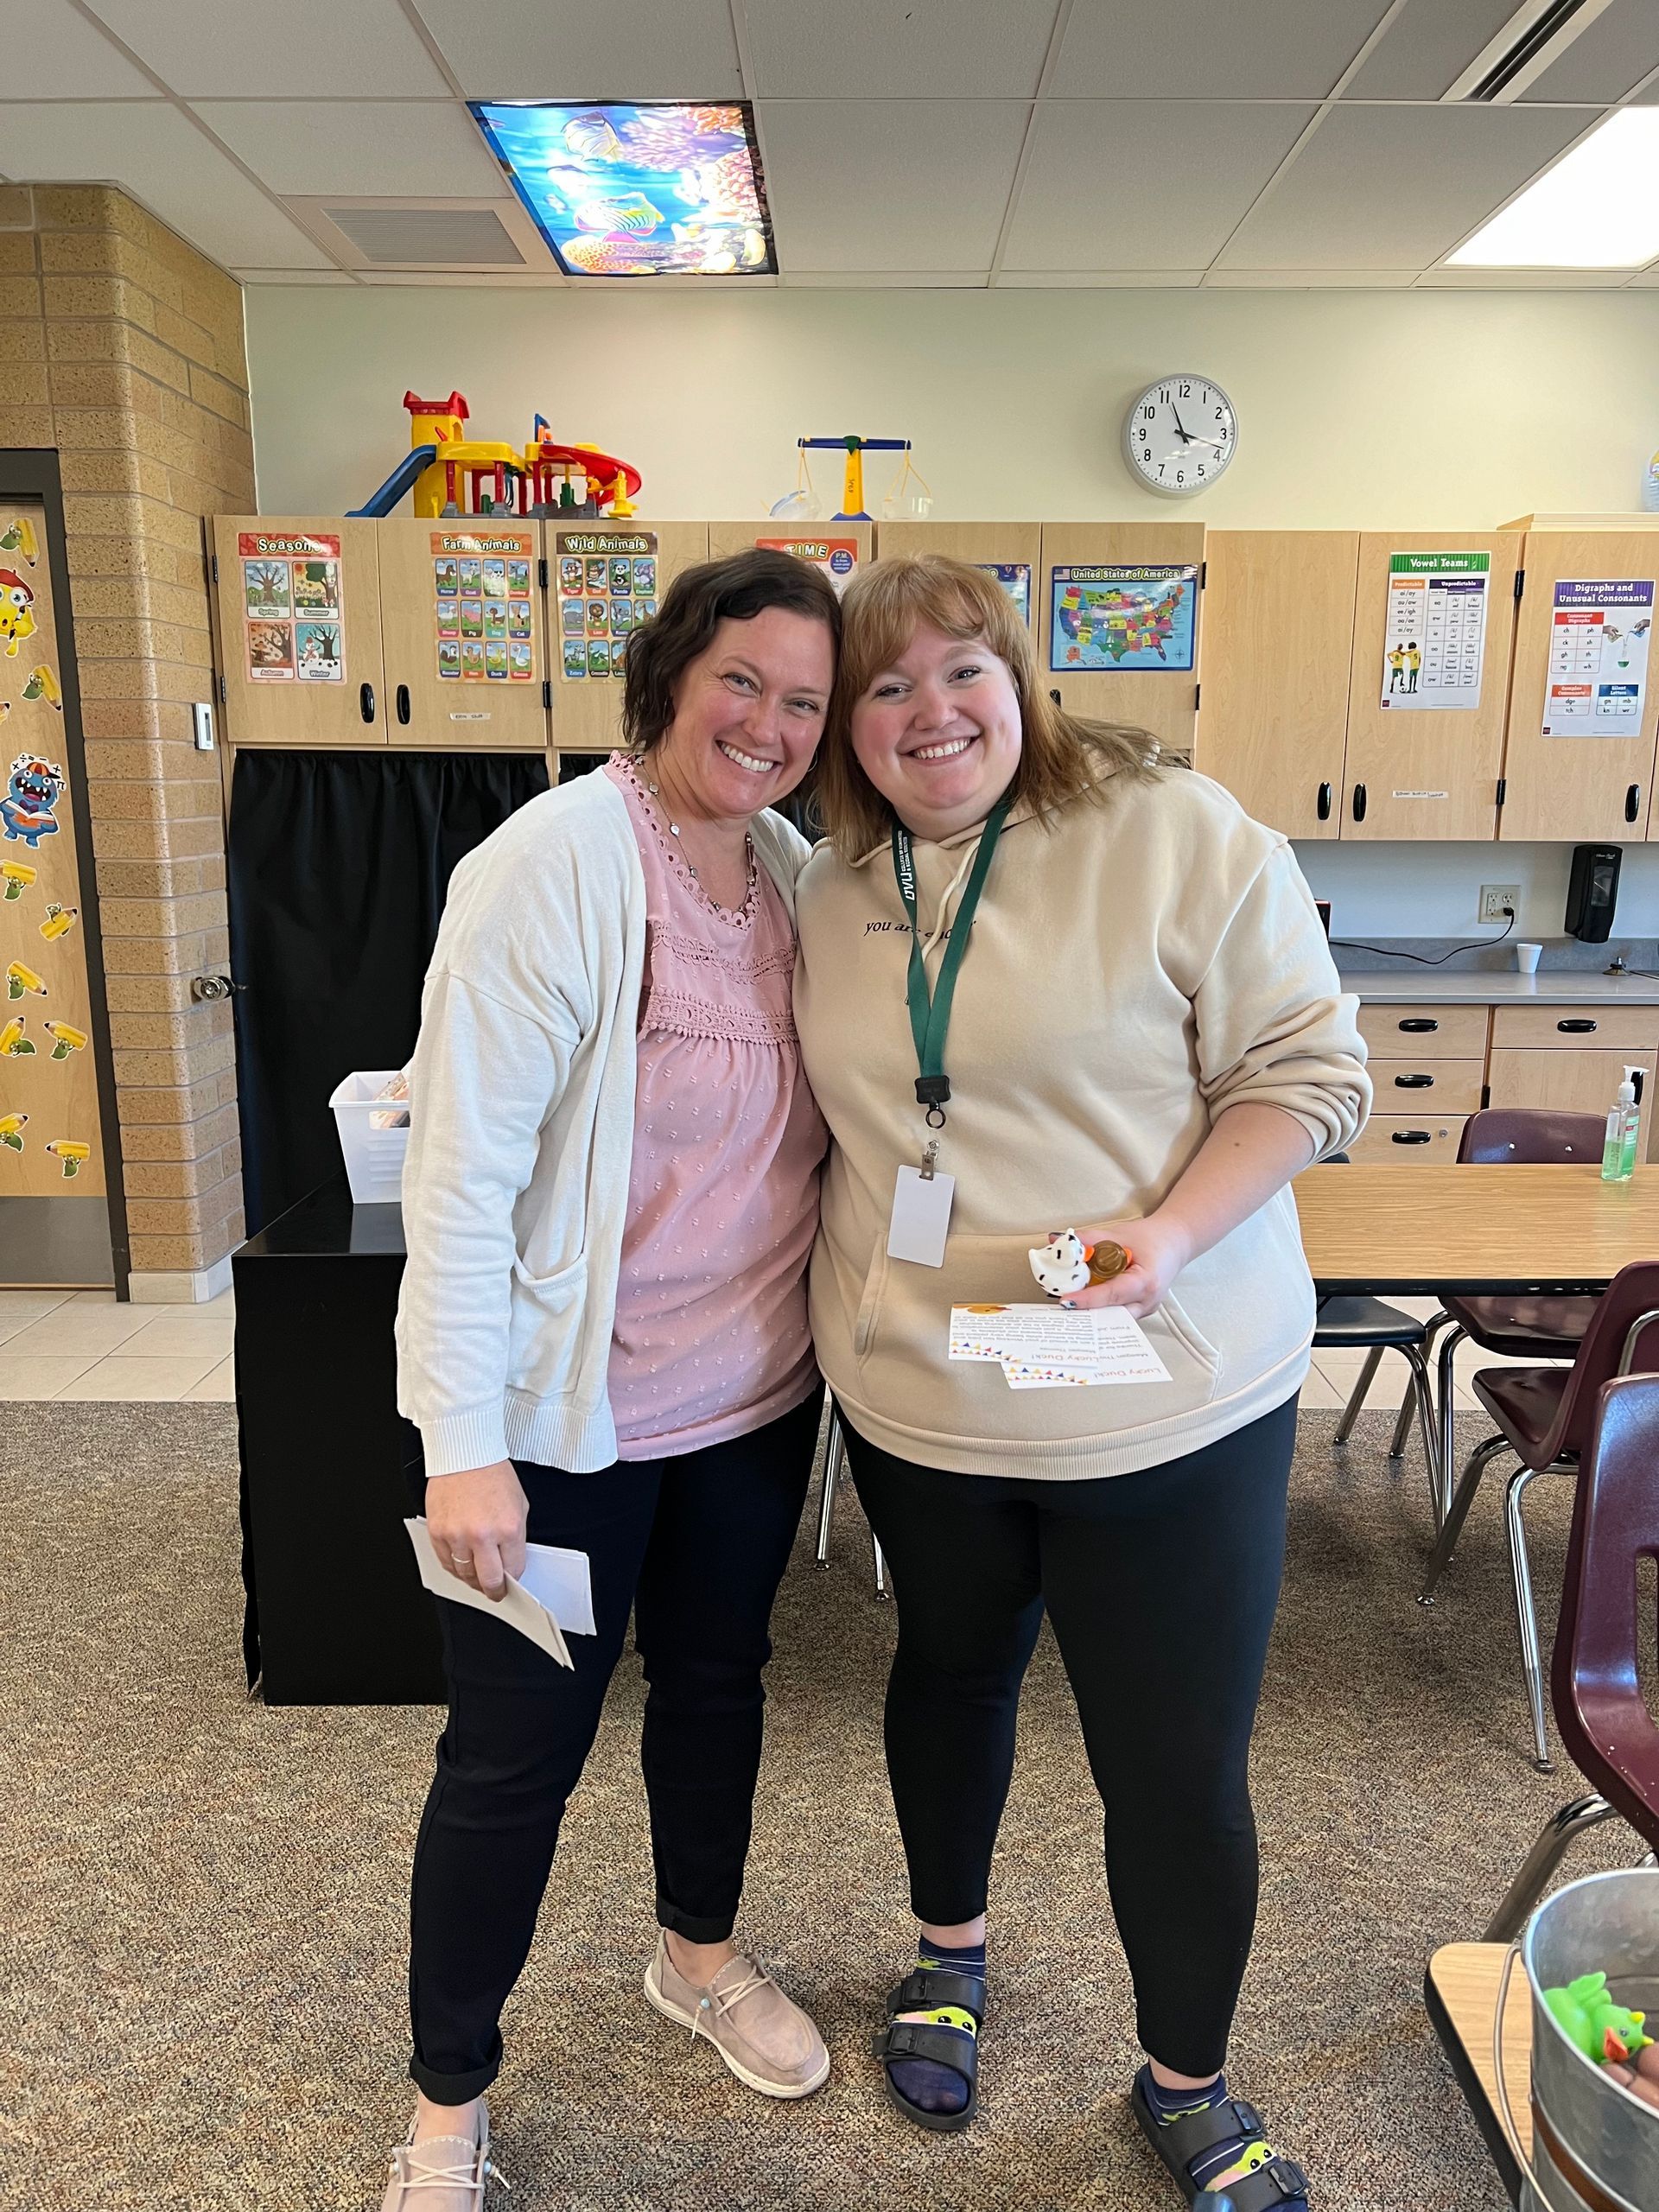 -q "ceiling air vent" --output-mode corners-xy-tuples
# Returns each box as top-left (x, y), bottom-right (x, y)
(1442, 0), (1617, 103)
(321, 206), (526, 266)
